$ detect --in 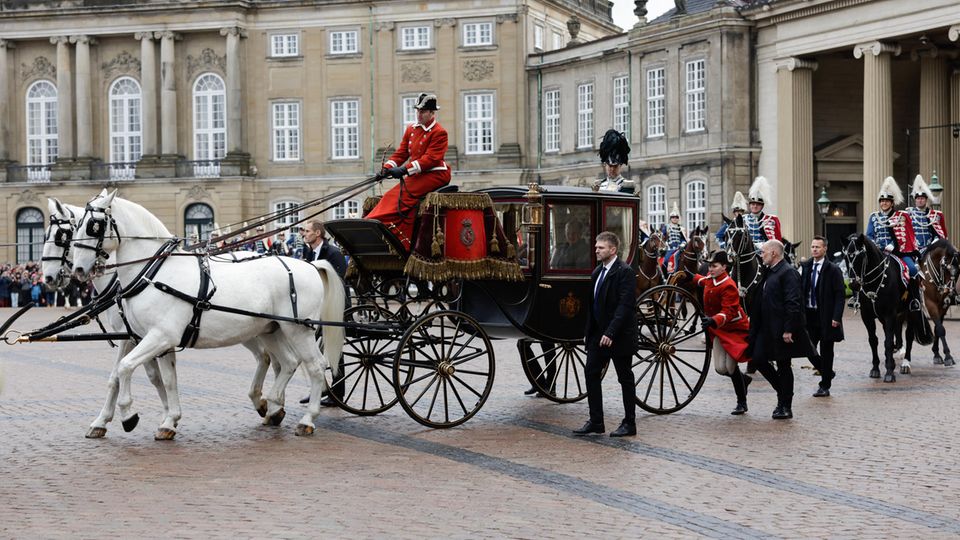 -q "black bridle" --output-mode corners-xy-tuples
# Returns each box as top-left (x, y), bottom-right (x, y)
(41, 208), (77, 285)
(843, 236), (890, 309)
(724, 225), (760, 297)
(74, 202), (122, 270)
